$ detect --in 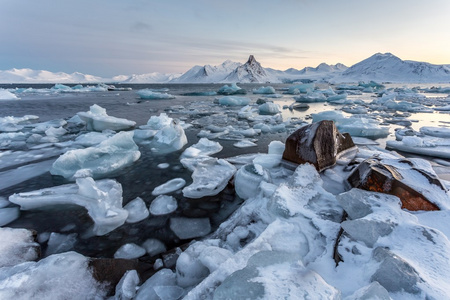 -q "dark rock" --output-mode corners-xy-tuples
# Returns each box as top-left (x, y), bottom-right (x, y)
(282, 120), (356, 172)
(347, 158), (442, 211)
(88, 258), (154, 294)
